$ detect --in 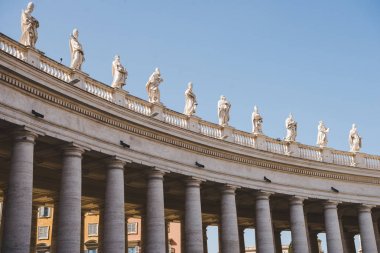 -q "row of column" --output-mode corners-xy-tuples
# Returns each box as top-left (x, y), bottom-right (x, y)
(0, 129), (379, 253)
